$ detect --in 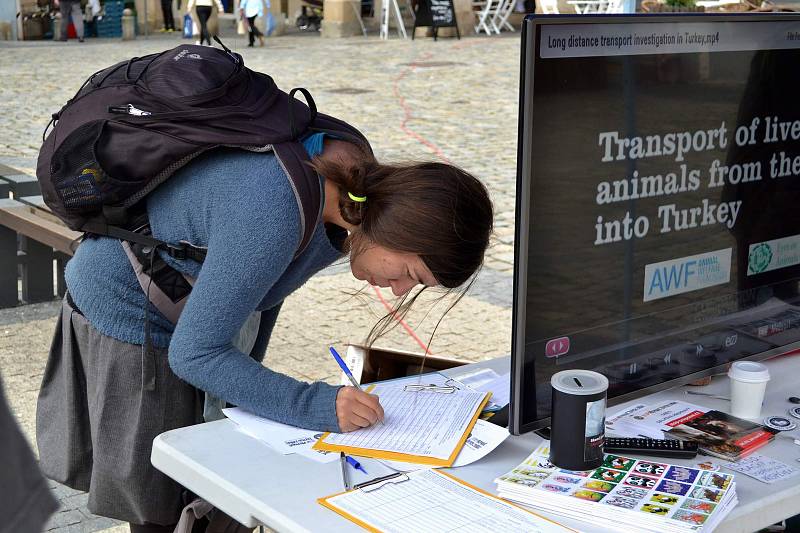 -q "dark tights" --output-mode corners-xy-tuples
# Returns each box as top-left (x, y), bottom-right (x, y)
(196, 6), (212, 45)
